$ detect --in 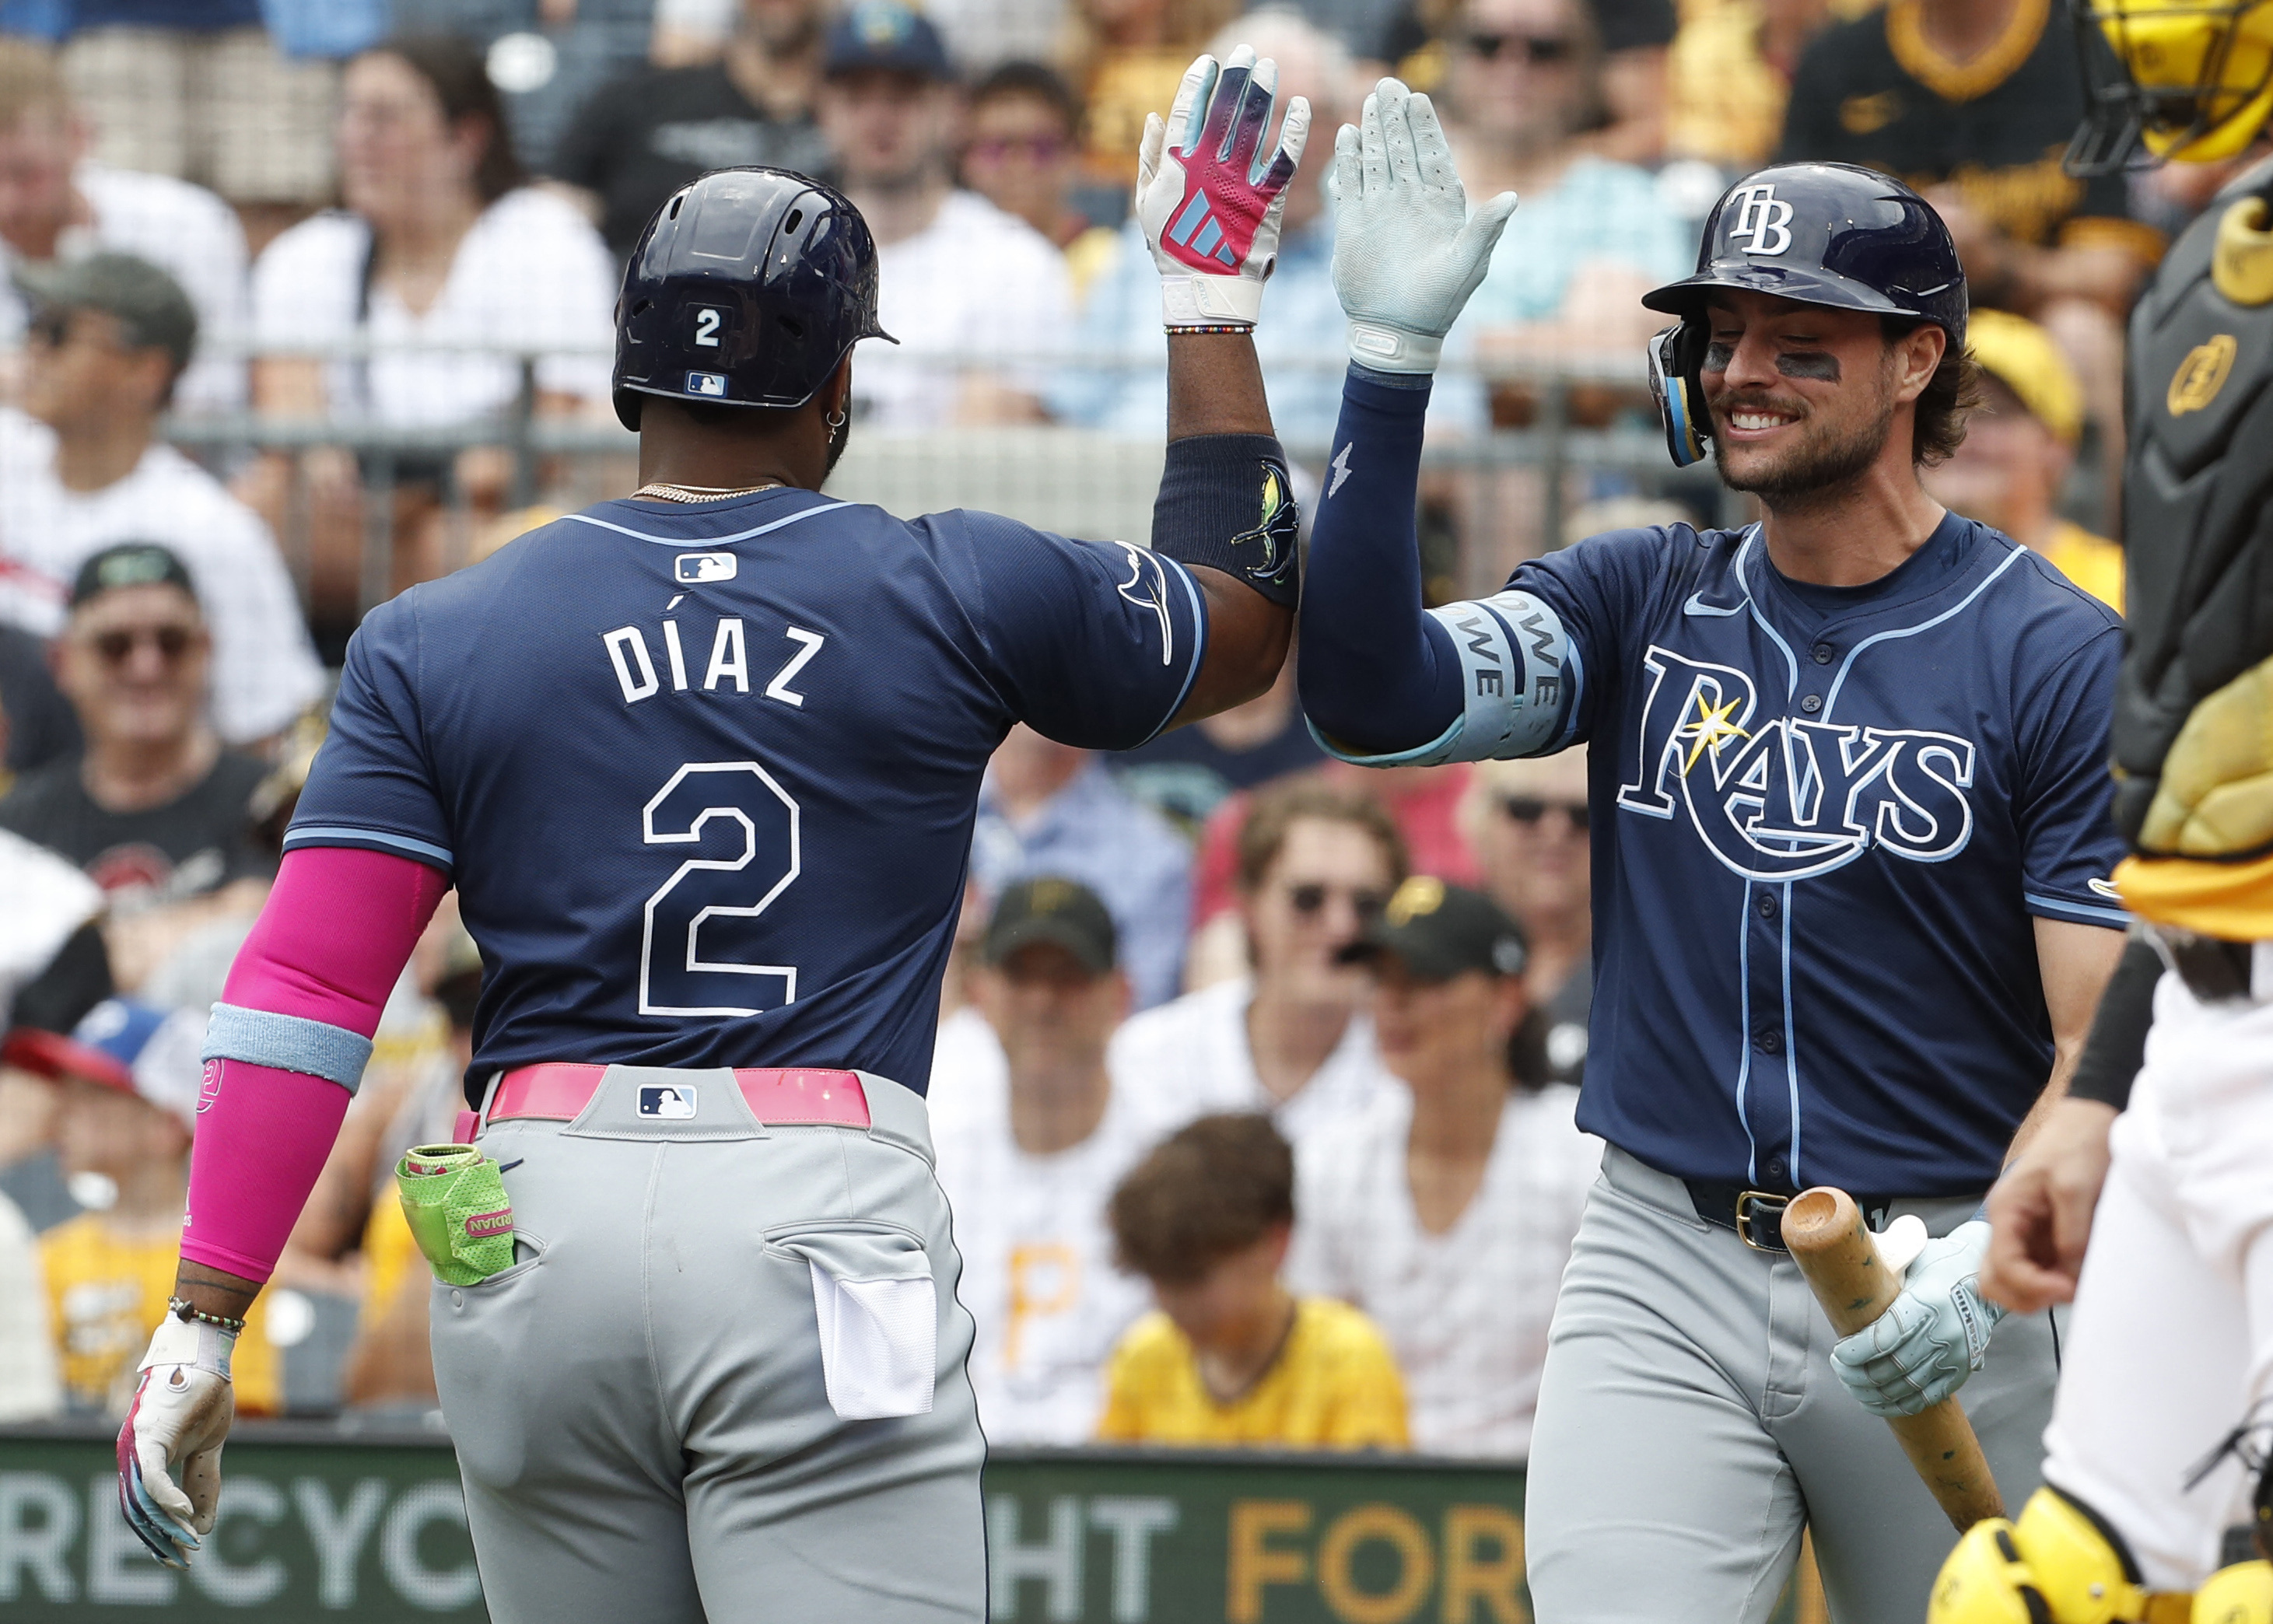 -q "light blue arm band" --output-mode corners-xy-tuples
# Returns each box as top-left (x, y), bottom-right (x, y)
(201, 1003), (373, 1094)
(1309, 589), (1576, 768)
